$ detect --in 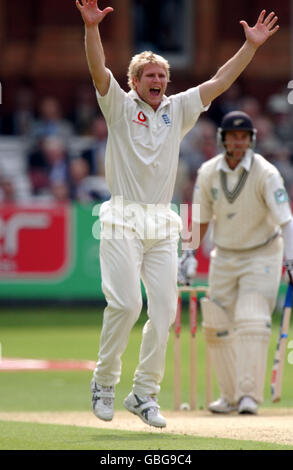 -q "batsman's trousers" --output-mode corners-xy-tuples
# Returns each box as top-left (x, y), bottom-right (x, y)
(208, 234), (284, 403)
(209, 235), (283, 316)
